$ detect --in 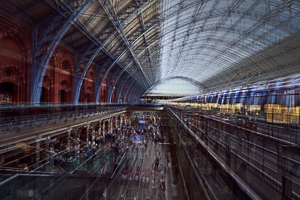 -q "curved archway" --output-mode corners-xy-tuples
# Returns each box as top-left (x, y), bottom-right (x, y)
(144, 77), (204, 97)
(59, 80), (71, 103)
(99, 77), (109, 103)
